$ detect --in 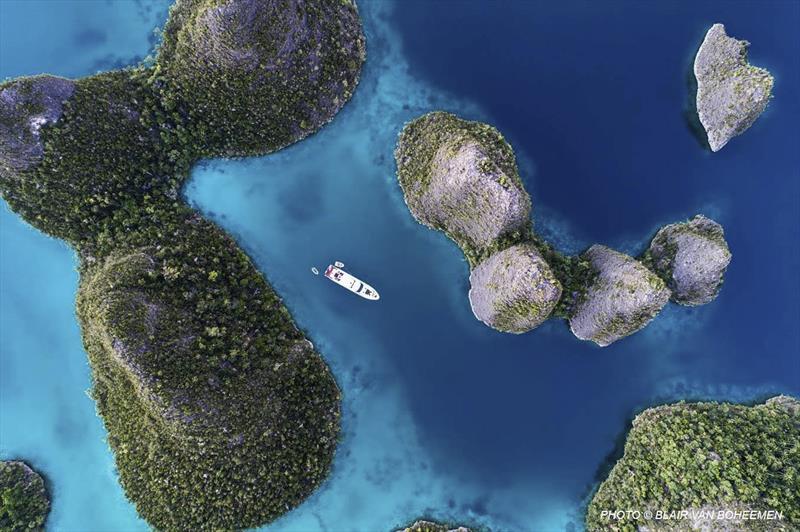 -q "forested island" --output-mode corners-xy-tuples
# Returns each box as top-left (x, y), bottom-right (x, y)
(0, 461), (50, 531)
(0, 0), (365, 529)
(587, 396), (799, 531)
